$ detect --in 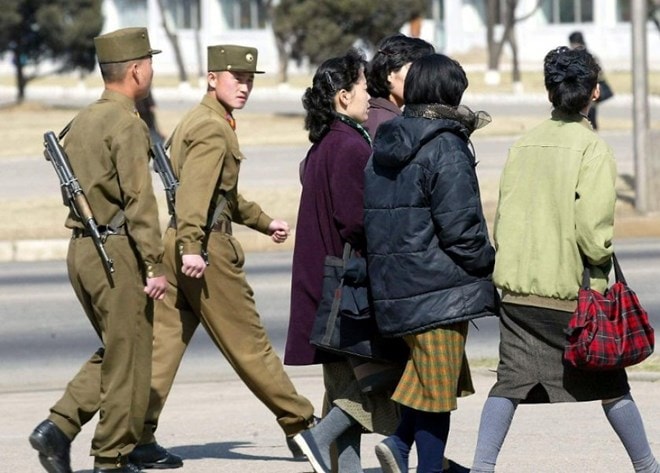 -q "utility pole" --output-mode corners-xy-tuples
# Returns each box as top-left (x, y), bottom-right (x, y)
(632, 0), (650, 212)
